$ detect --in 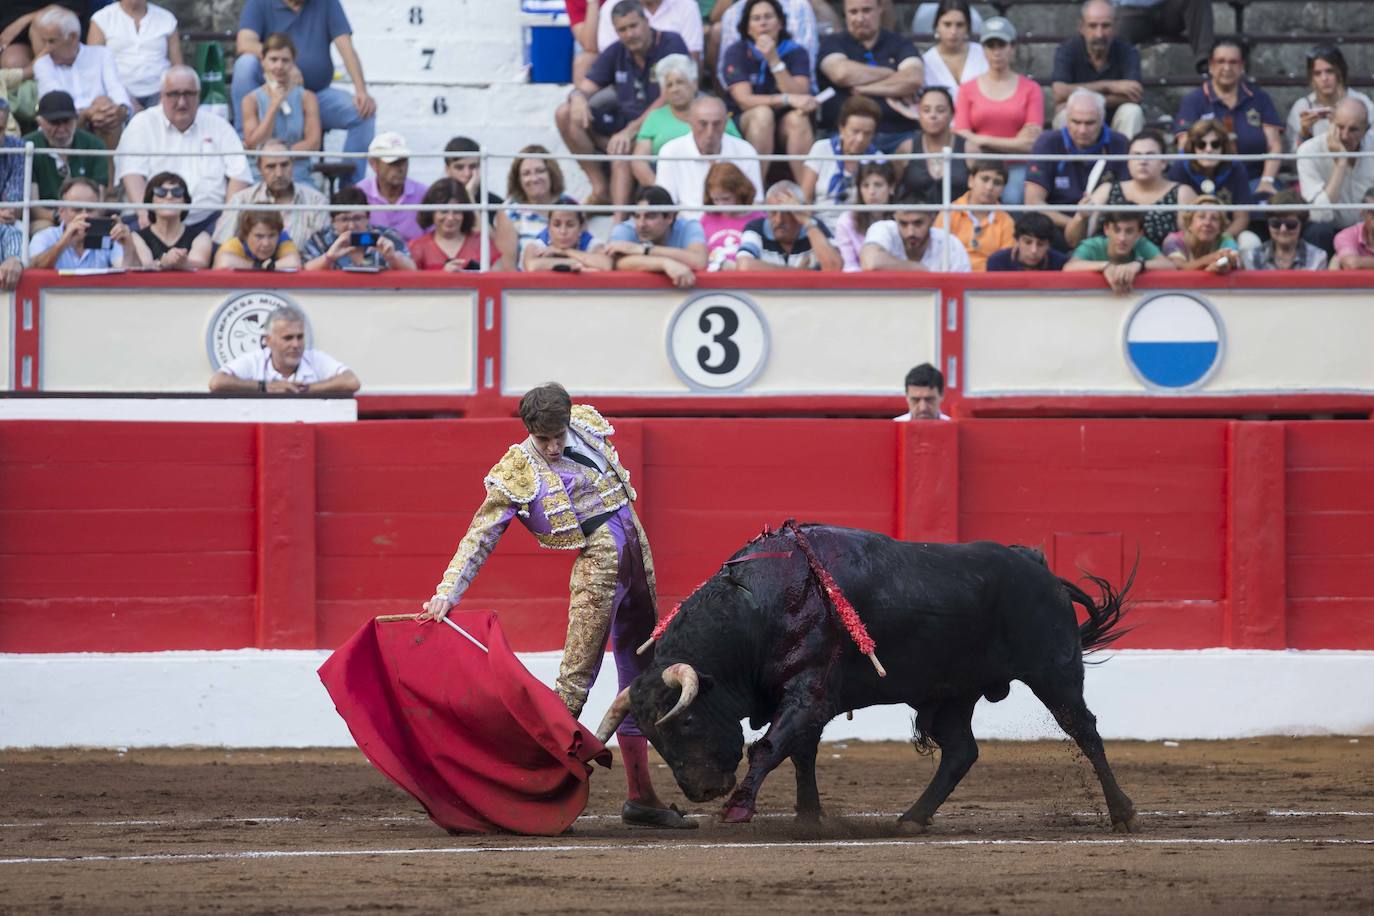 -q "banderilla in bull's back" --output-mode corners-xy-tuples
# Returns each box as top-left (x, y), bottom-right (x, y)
(598, 522), (1139, 833)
